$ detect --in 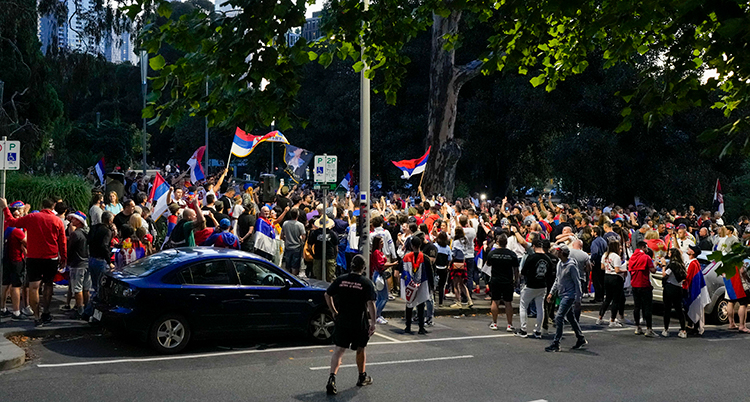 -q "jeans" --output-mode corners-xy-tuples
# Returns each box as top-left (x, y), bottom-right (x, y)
(436, 268), (448, 305)
(425, 293), (434, 322)
(663, 283), (686, 331)
(520, 287), (546, 333)
(375, 284), (389, 317)
(84, 258), (109, 316)
(632, 287), (653, 328)
(554, 296), (584, 344)
(466, 258), (478, 290)
(599, 275), (624, 320)
(405, 303), (425, 331)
